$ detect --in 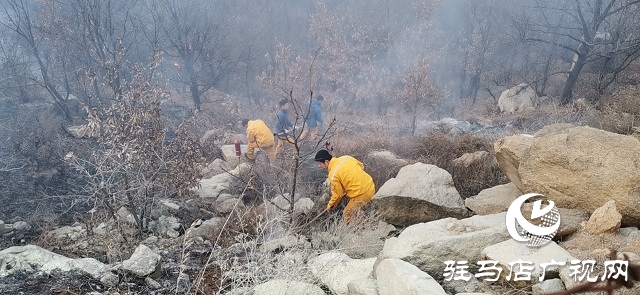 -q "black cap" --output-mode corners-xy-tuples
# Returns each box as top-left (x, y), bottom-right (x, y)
(314, 149), (332, 162)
